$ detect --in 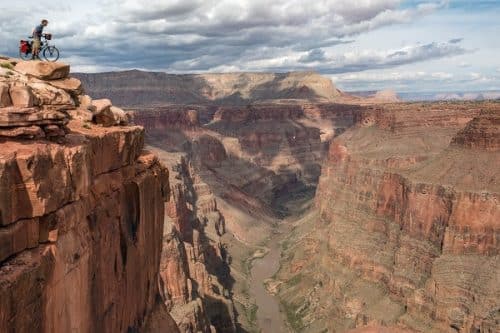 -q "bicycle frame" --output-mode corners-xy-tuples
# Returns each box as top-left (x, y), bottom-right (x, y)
(40, 37), (52, 50)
